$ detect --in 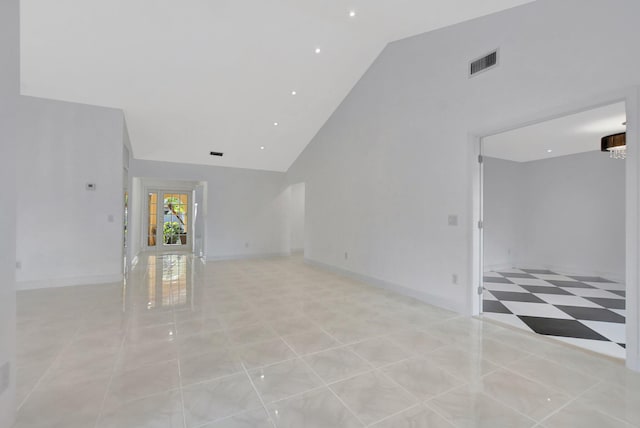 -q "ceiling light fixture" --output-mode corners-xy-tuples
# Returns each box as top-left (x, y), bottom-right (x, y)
(601, 132), (626, 159)
(273, 122), (279, 126)
(260, 146), (265, 150)
(315, 48), (321, 54)
(546, 149), (553, 153)
(349, 10), (356, 17)
(291, 90), (297, 95)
